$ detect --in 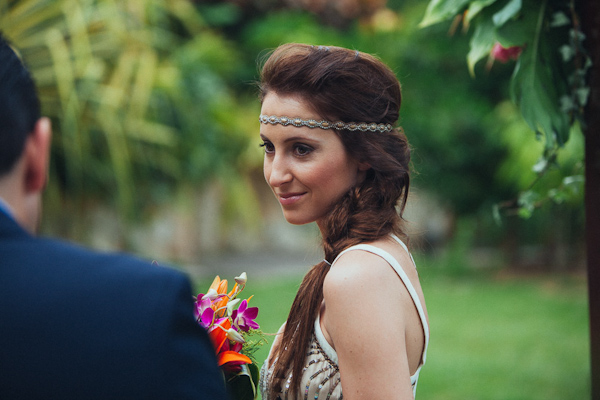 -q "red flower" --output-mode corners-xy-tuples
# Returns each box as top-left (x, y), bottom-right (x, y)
(491, 43), (523, 63)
